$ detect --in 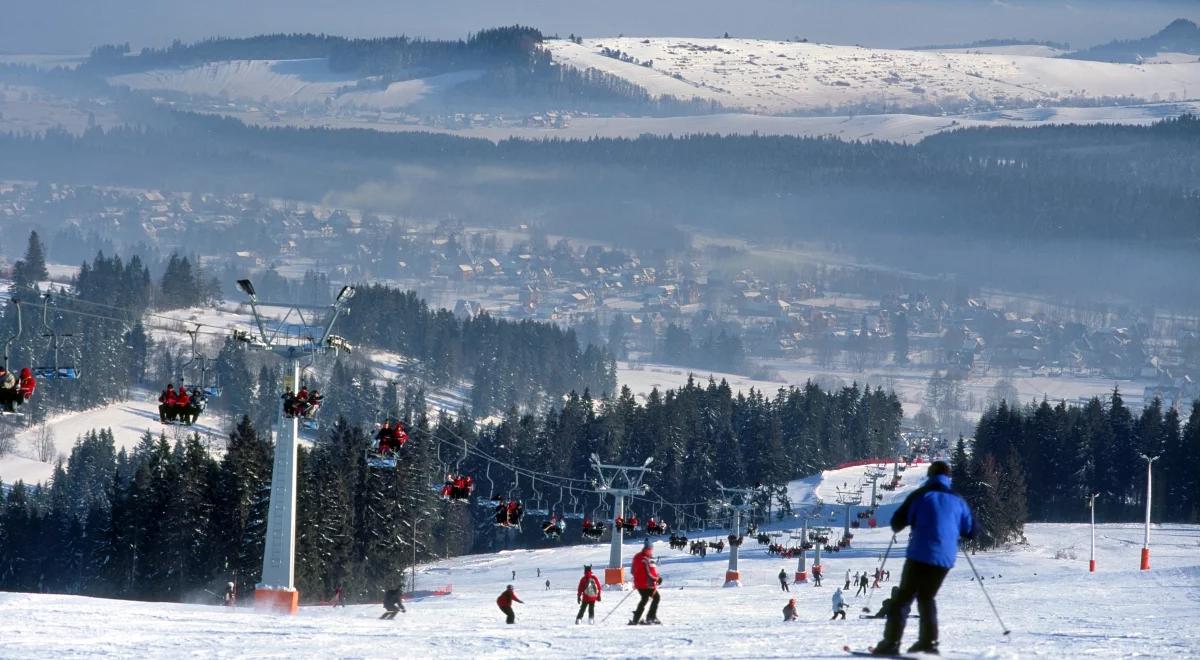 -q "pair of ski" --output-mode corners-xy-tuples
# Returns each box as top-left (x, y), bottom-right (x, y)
(849, 652), (921, 660)
(843, 646), (957, 659)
